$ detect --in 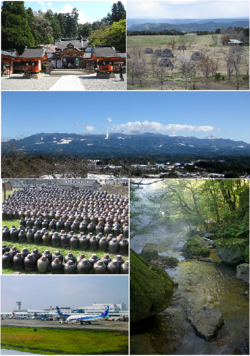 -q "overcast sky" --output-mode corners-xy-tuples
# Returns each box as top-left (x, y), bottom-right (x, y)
(1, 275), (128, 312)
(23, 1), (125, 23)
(2, 91), (250, 143)
(127, 0), (249, 19)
